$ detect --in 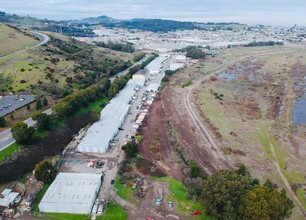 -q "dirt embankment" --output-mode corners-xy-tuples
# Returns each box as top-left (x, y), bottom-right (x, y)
(138, 95), (184, 180)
